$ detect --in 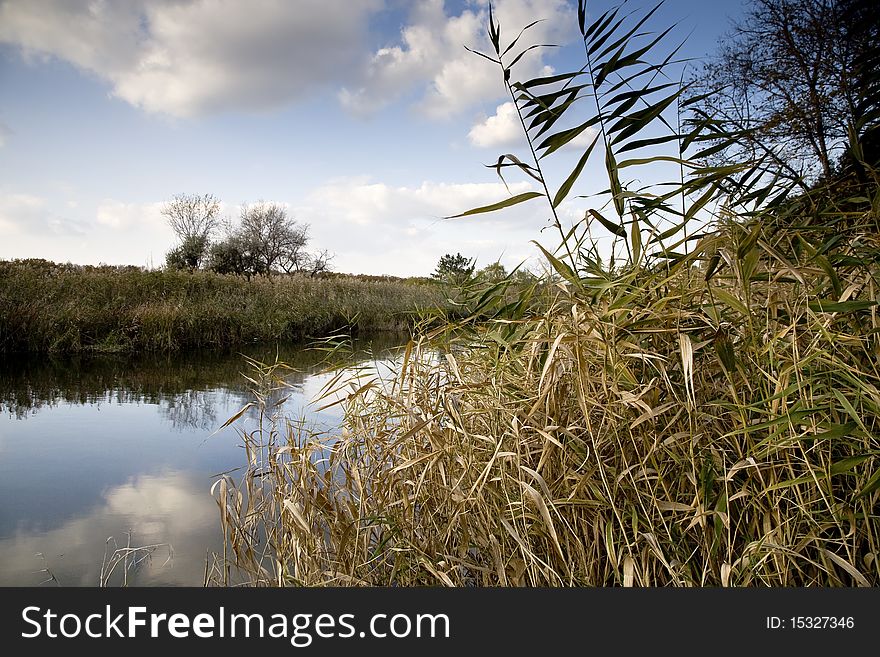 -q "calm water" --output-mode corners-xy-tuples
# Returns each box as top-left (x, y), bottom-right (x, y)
(0, 338), (399, 586)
